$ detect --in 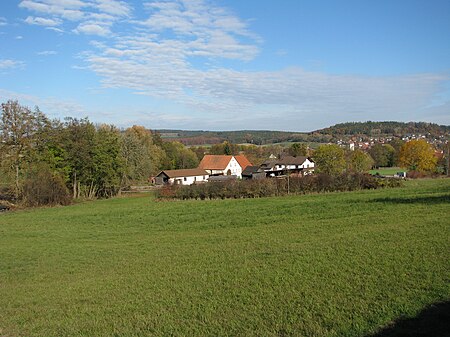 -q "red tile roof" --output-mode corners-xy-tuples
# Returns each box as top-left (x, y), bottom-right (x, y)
(198, 155), (233, 170)
(234, 155), (252, 170)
